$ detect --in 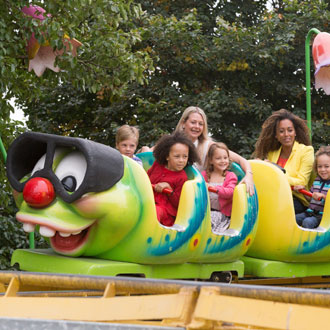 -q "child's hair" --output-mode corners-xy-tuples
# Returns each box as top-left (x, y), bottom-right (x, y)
(115, 125), (139, 145)
(314, 145), (330, 173)
(153, 131), (200, 166)
(205, 142), (231, 179)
